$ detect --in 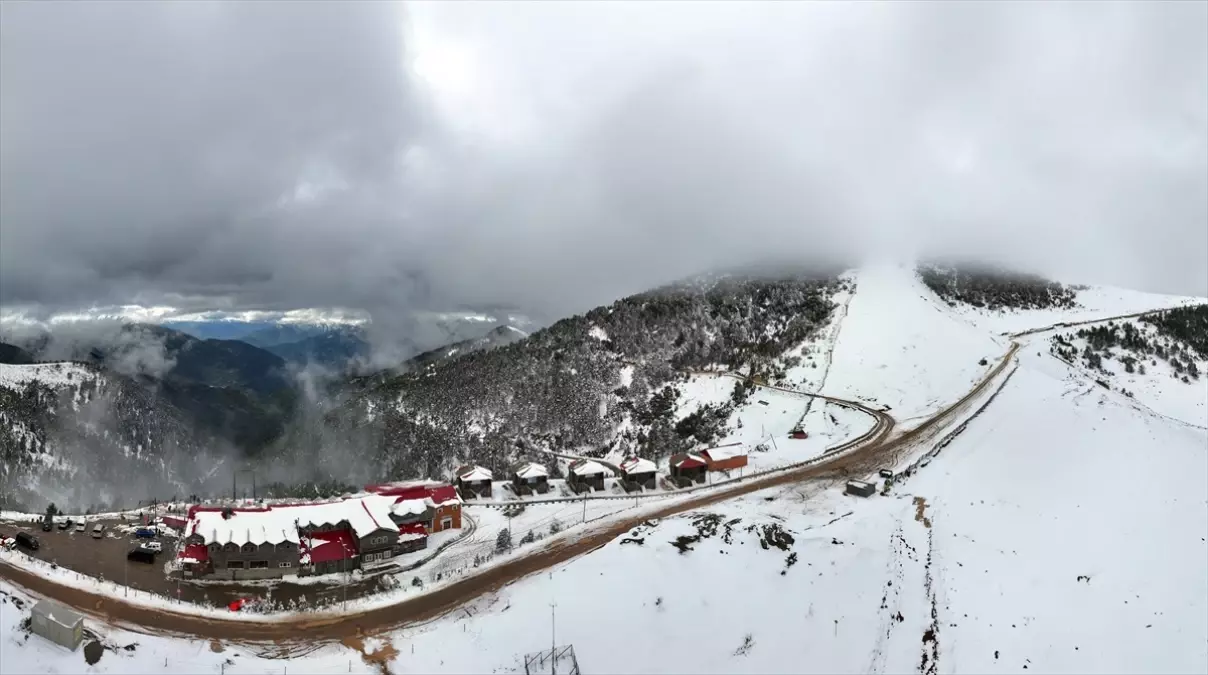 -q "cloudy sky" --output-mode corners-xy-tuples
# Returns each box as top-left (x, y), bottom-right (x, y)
(1, 0), (1205, 324)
